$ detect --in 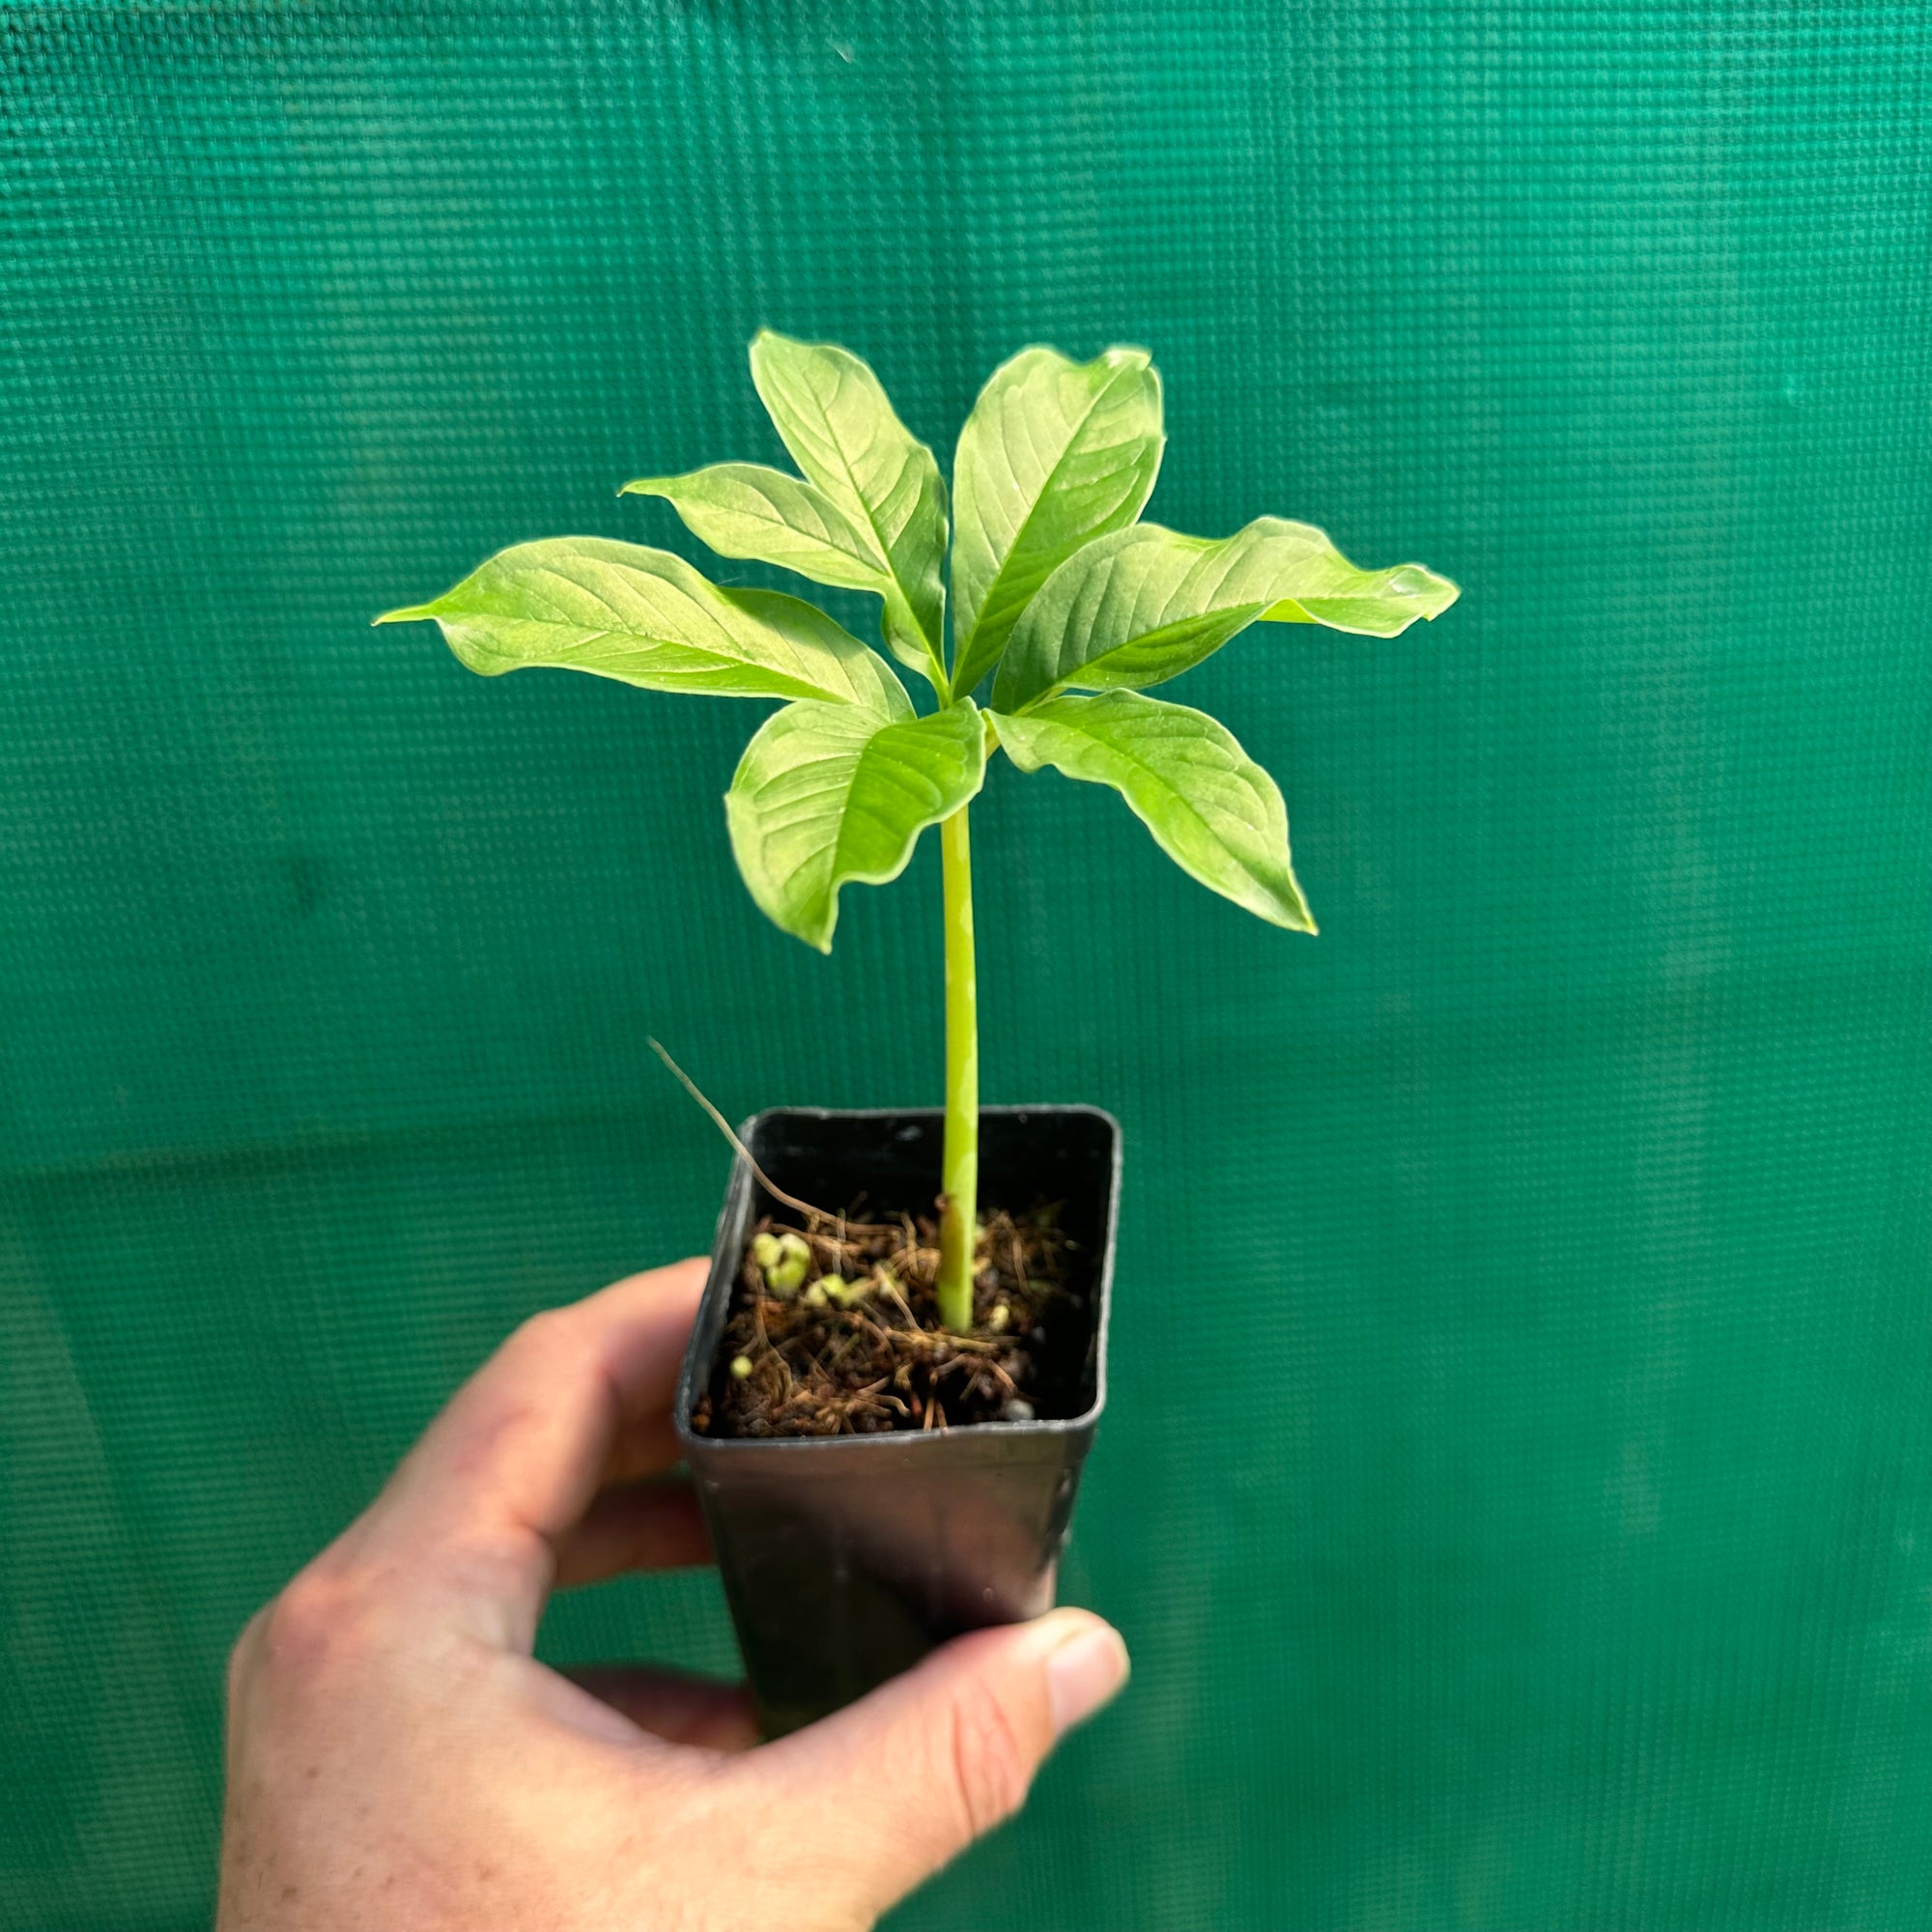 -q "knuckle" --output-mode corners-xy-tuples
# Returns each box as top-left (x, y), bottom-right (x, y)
(224, 1605), (270, 1700)
(939, 1690), (1036, 1841)
(495, 1304), (599, 1395)
(504, 1304), (574, 1361)
(255, 1562), (371, 1688)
